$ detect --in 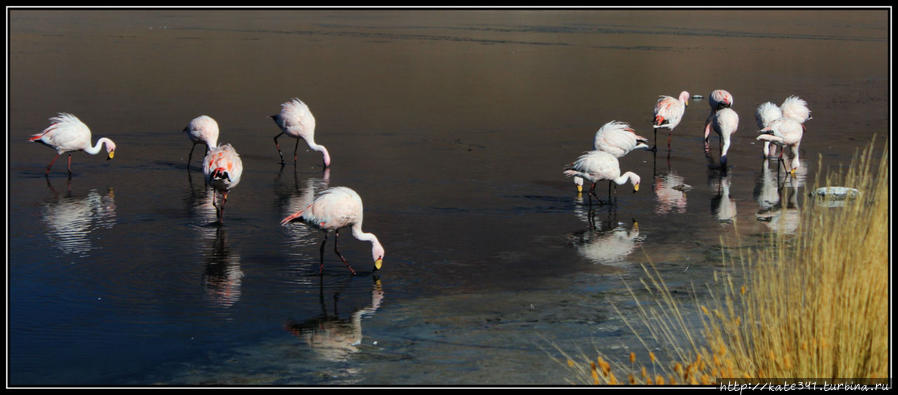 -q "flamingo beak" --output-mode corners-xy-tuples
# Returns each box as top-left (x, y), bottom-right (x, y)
(374, 259), (383, 271)
(576, 184), (583, 193)
(107, 150), (115, 160)
(633, 221), (639, 232)
(633, 184), (640, 192)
